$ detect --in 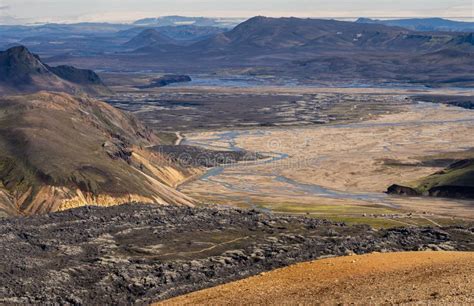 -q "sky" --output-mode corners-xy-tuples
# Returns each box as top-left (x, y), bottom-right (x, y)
(0, 0), (472, 24)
